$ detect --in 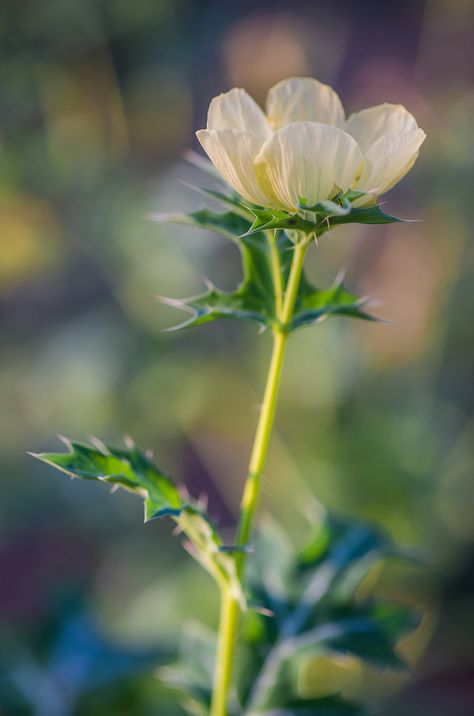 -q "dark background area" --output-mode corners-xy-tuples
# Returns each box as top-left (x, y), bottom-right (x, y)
(0, 0), (473, 714)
